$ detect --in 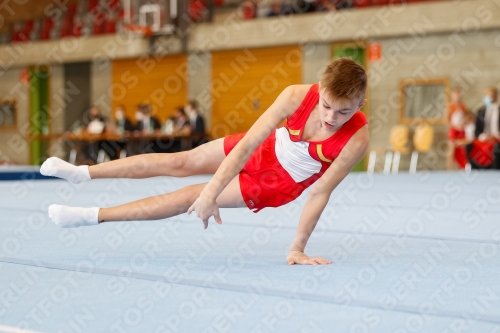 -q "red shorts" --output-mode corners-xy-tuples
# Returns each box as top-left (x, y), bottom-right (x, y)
(448, 129), (467, 169)
(448, 128), (465, 140)
(224, 132), (305, 213)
